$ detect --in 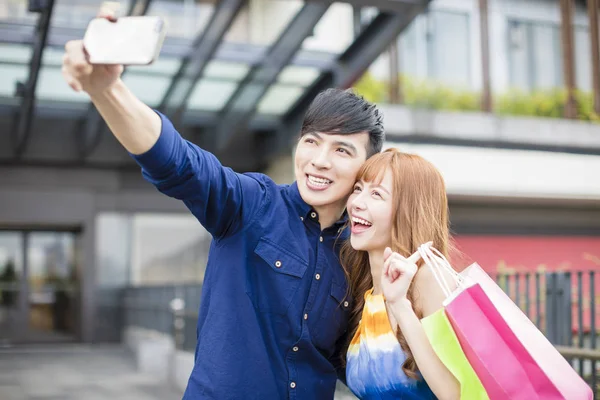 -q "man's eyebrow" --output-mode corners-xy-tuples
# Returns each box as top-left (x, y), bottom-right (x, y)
(306, 132), (323, 140)
(306, 132), (359, 154)
(333, 140), (357, 154)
